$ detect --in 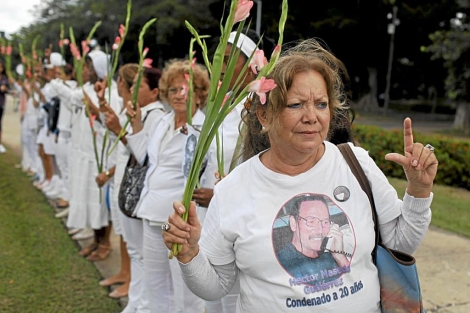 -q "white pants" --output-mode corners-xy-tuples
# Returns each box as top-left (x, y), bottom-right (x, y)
(55, 133), (71, 200)
(120, 215), (144, 312)
(24, 127), (41, 177)
(139, 220), (205, 313)
(20, 120), (32, 170)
